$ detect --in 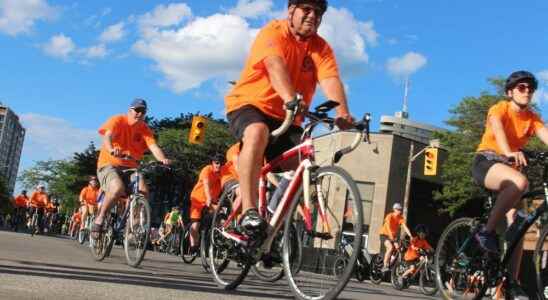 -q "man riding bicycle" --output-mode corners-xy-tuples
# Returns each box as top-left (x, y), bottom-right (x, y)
(224, 0), (354, 238)
(79, 176), (100, 232)
(189, 156), (223, 255)
(92, 99), (171, 238)
(29, 184), (50, 234)
(156, 206), (184, 245)
(12, 190), (29, 231)
(379, 203), (413, 272)
(471, 70), (548, 299)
